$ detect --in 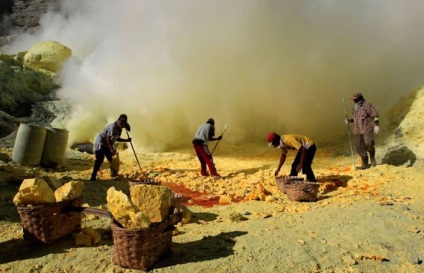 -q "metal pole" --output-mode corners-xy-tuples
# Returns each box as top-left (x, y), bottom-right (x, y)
(211, 123), (229, 155)
(343, 97), (356, 169)
(126, 129), (142, 170)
